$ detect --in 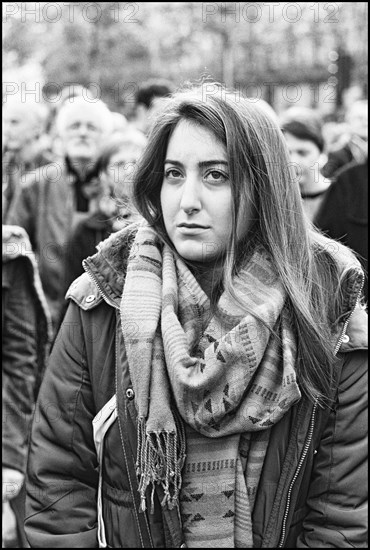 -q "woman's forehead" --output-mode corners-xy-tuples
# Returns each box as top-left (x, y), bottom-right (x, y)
(166, 120), (227, 161)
